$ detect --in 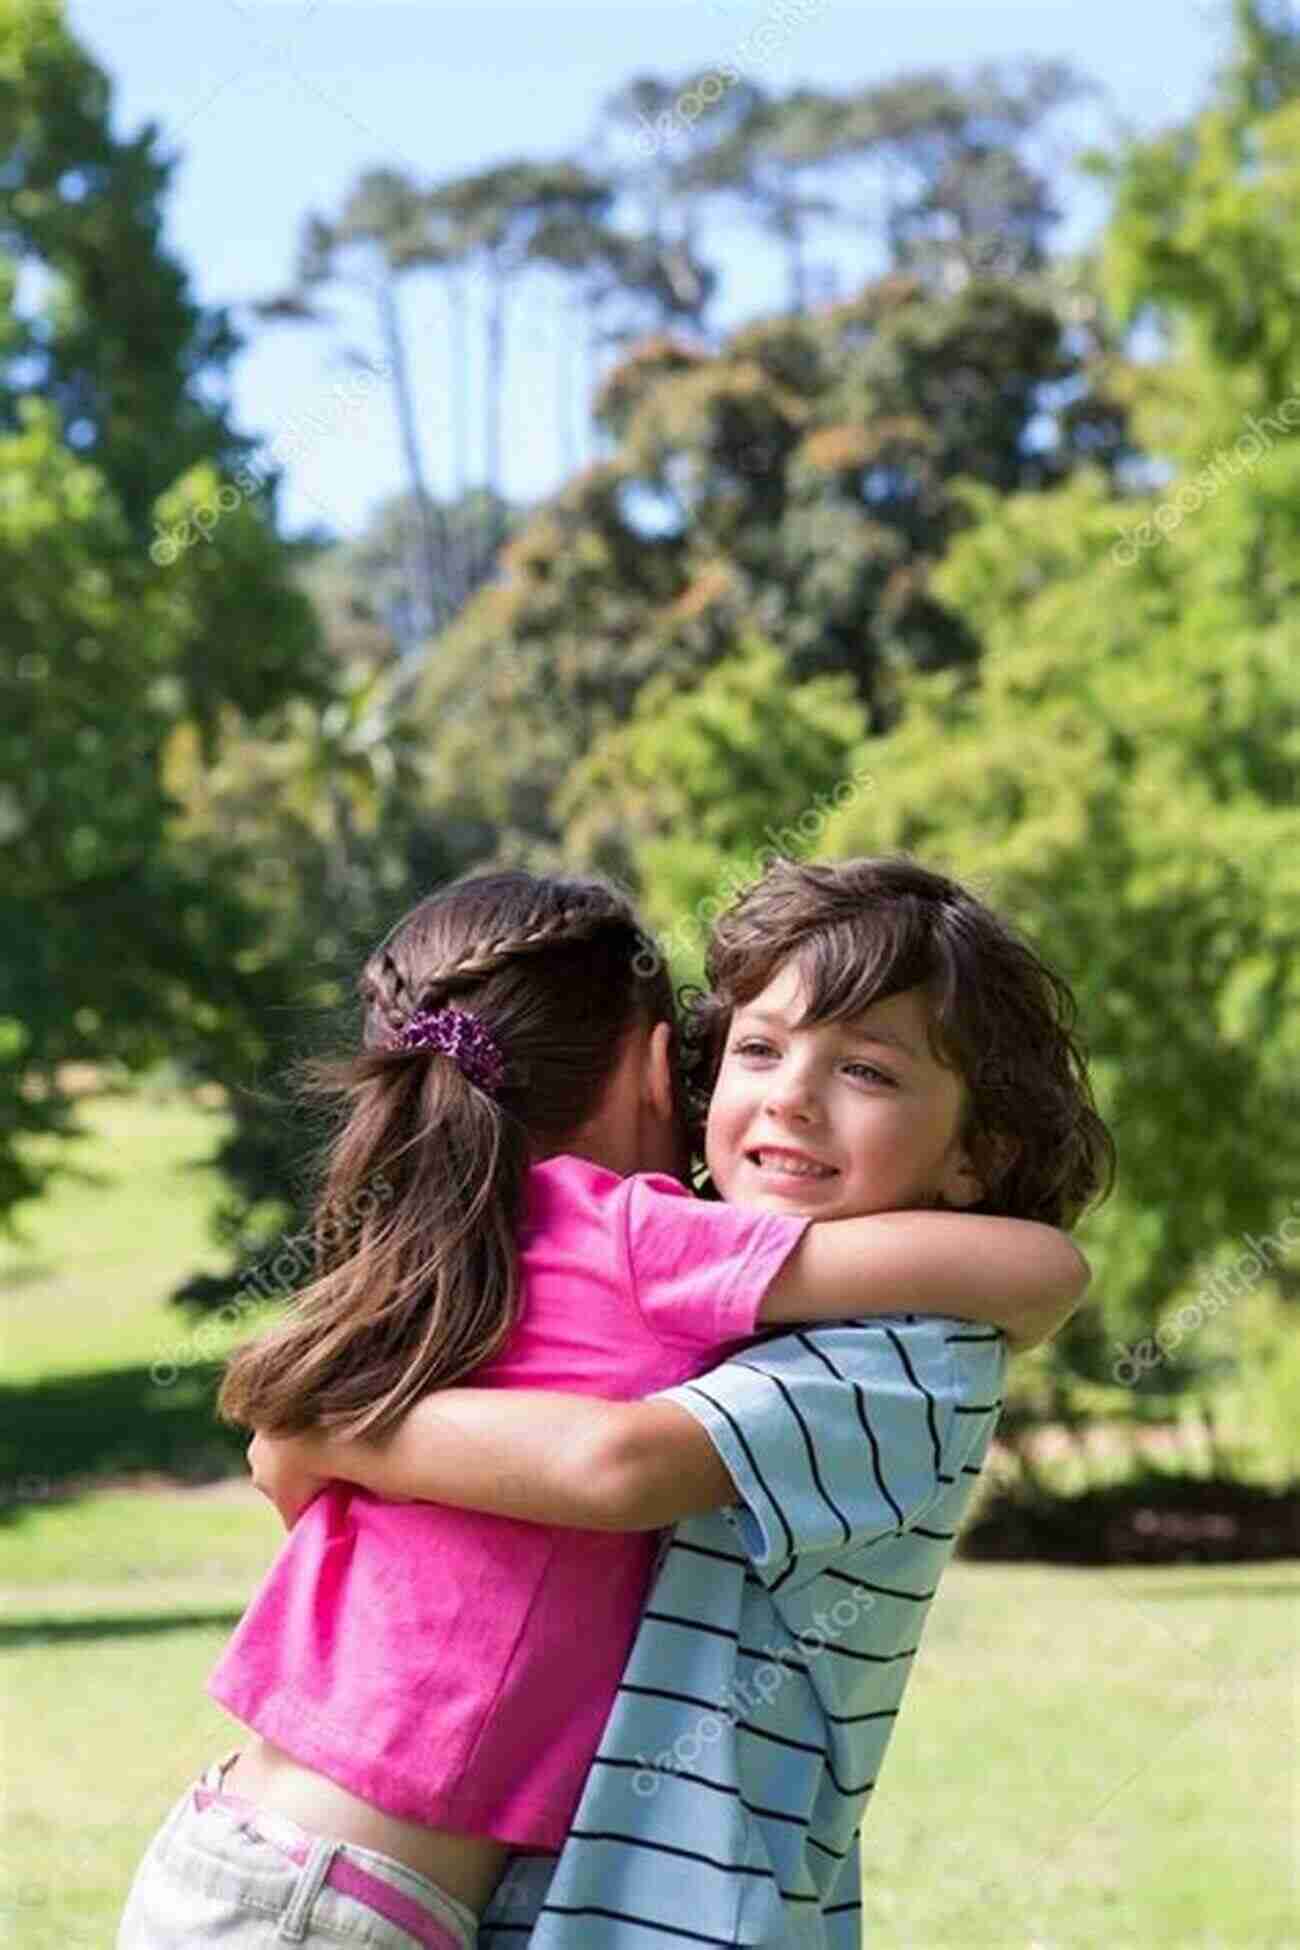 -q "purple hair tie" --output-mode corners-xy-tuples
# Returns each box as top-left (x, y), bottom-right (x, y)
(392, 1005), (506, 1098)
